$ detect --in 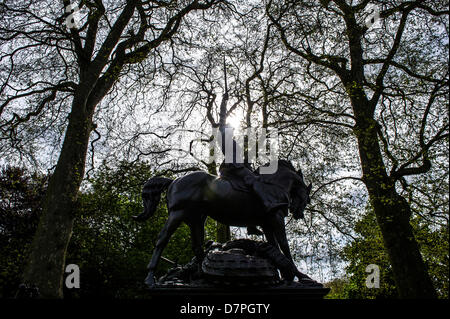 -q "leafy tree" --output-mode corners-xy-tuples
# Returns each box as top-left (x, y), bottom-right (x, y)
(0, 0), (225, 298)
(410, 216), (449, 298)
(65, 161), (212, 298)
(338, 207), (448, 299)
(0, 162), (217, 298)
(1, 0), (448, 299)
(266, 0), (448, 298)
(323, 278), (348, 299)
(340, 207), (397, 299)
(0, 166), (46, 298)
